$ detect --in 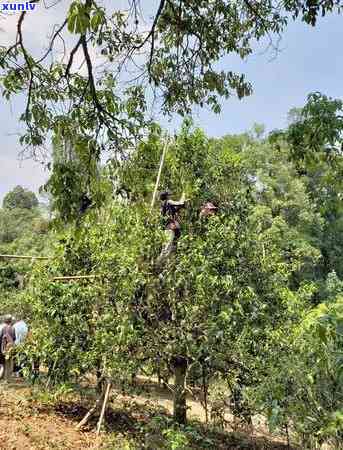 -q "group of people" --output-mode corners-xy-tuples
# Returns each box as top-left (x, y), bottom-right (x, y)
(0, 314), (28, 380)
